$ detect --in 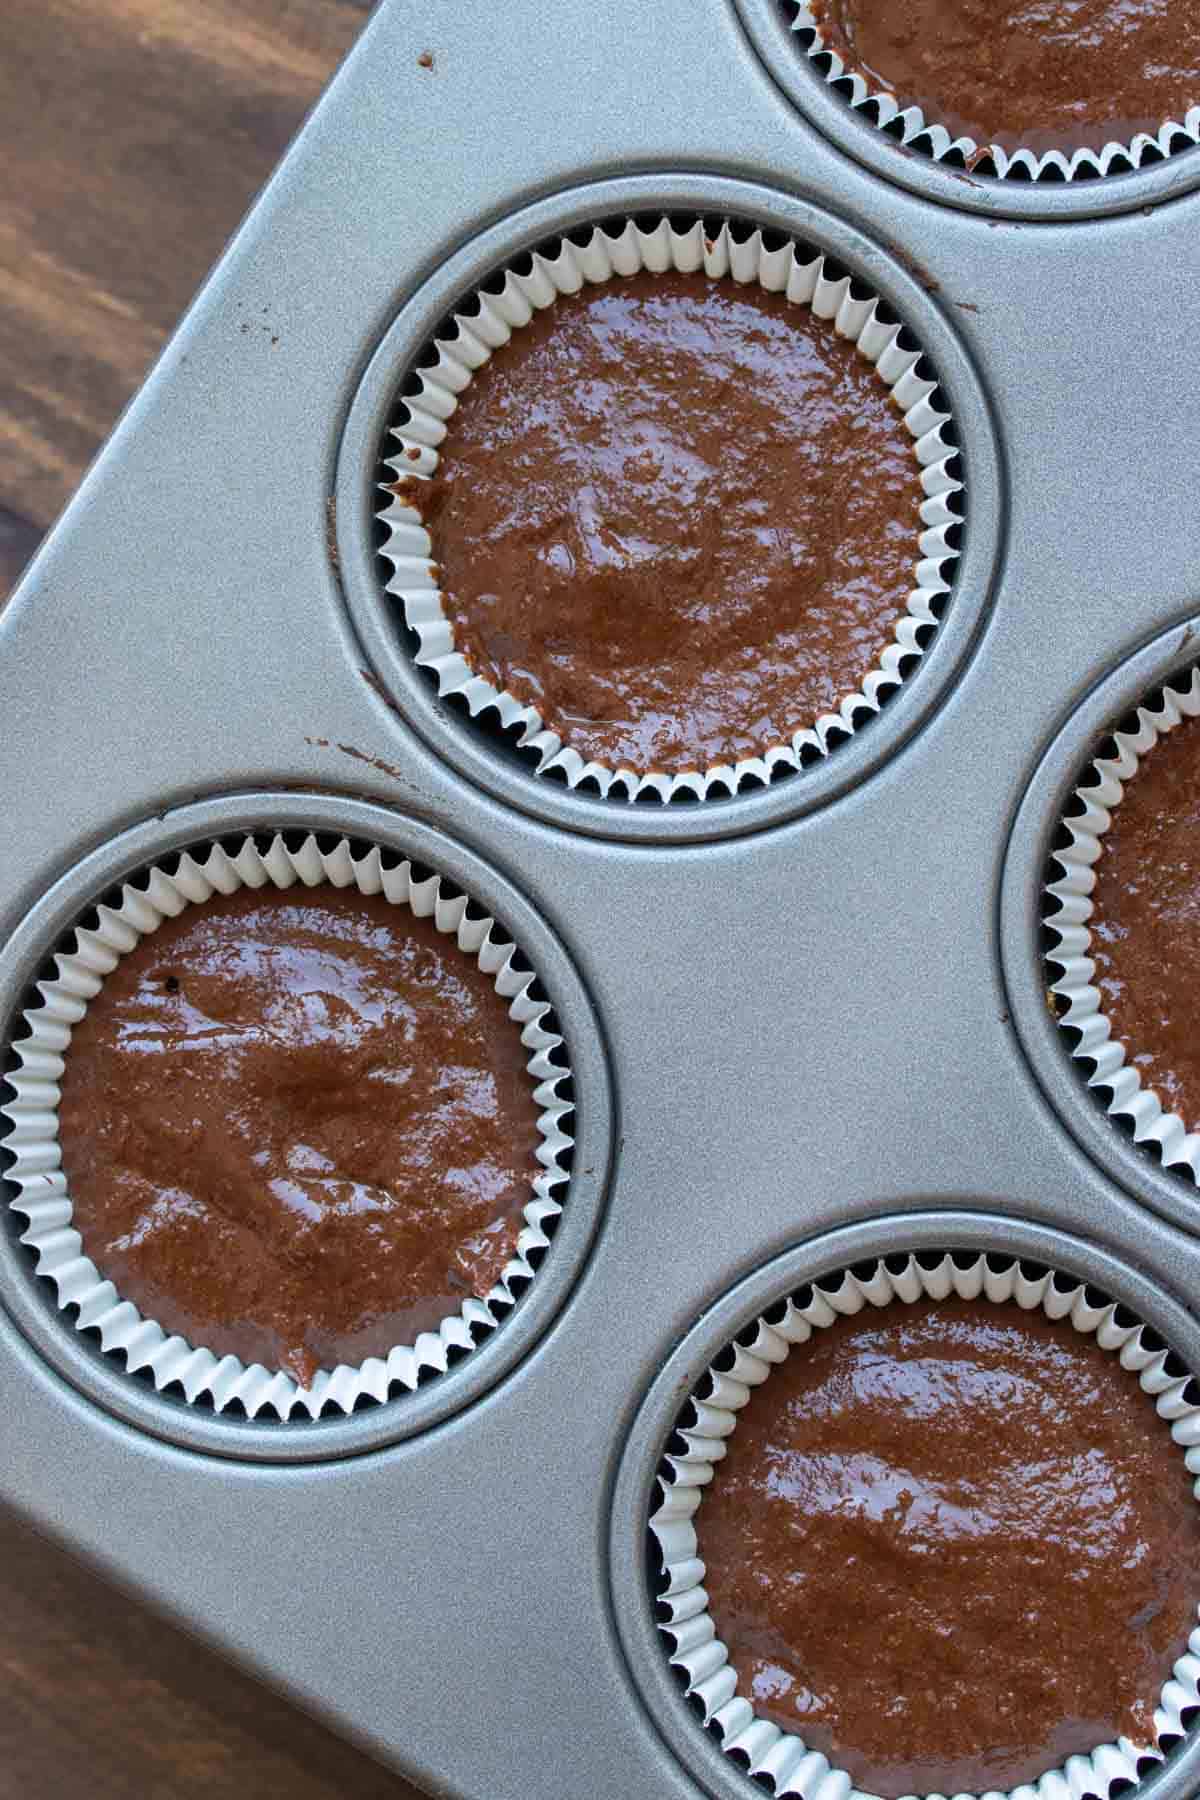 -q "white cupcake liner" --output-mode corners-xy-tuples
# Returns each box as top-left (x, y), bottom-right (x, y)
(651, 1252), (1200, 1800)
(1045, 669), (1200, 1184)
(378, 213), (962, 804)
(0, 832), (574, 1420)
(788, 3), (1200, 183)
